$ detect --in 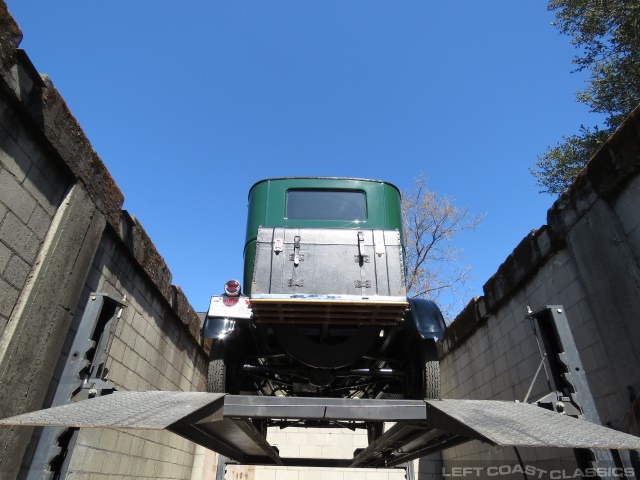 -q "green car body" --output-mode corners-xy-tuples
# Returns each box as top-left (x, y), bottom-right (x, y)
(243, 177), (404, 295)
